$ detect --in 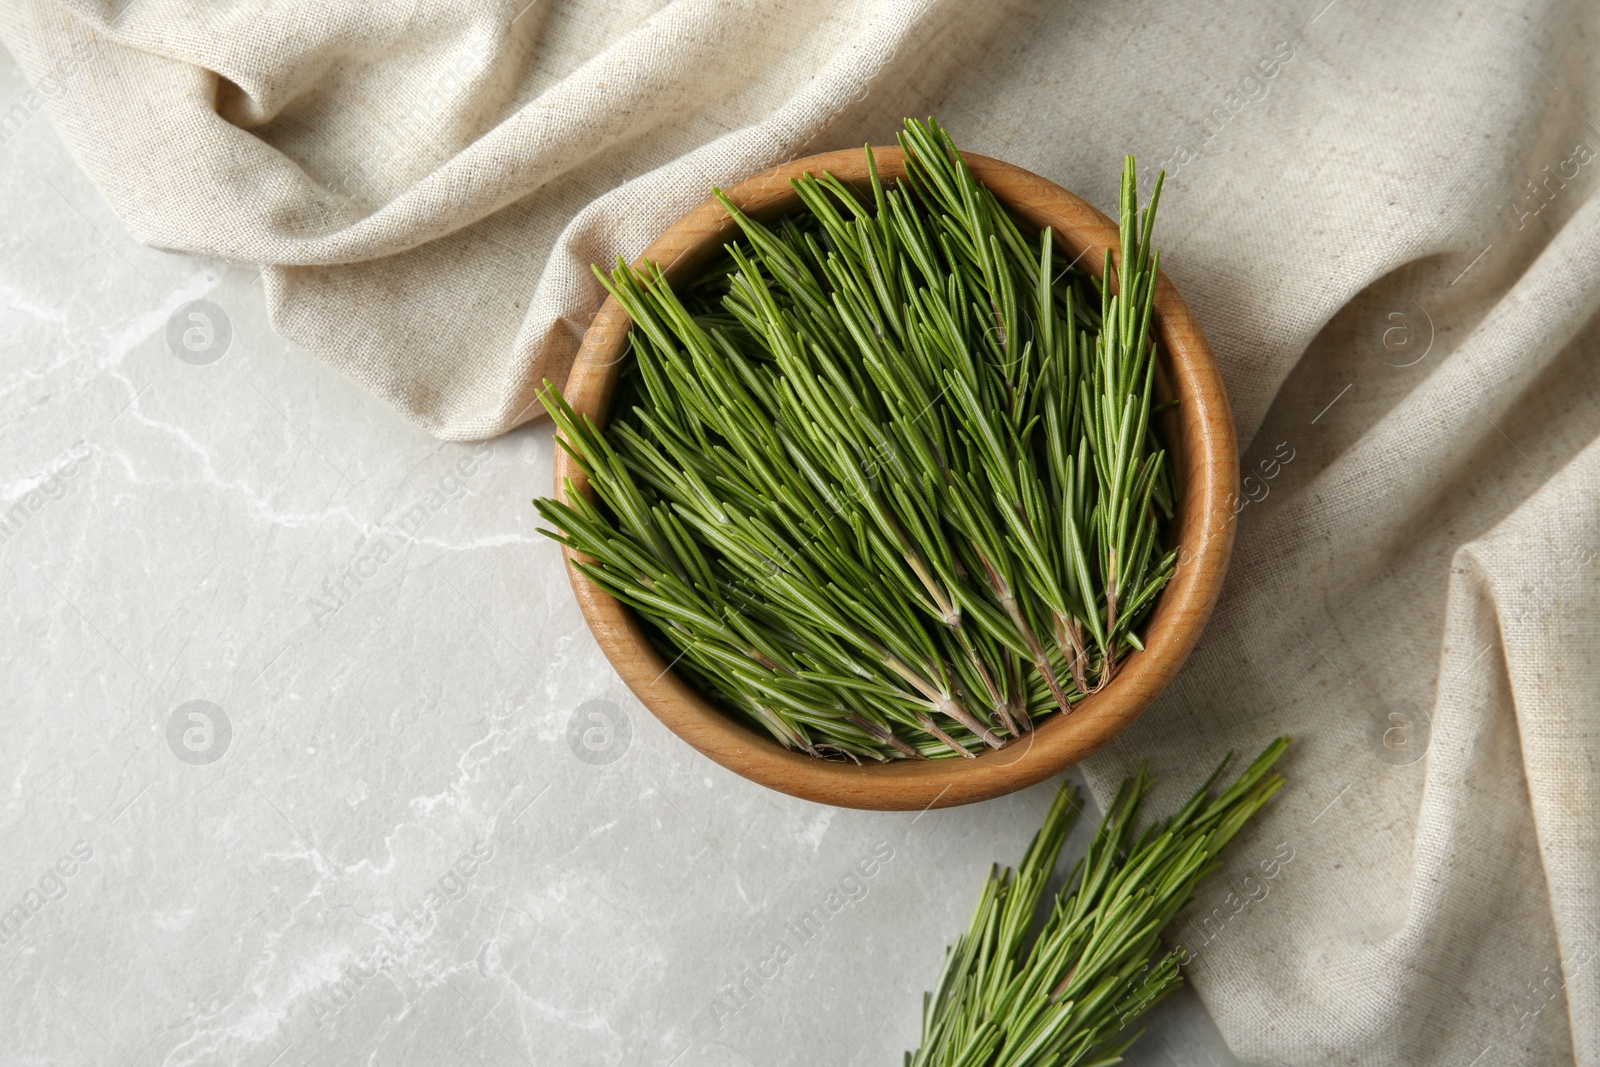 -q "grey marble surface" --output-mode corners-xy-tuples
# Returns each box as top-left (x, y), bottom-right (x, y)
(0, 45), (1255, 1067)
